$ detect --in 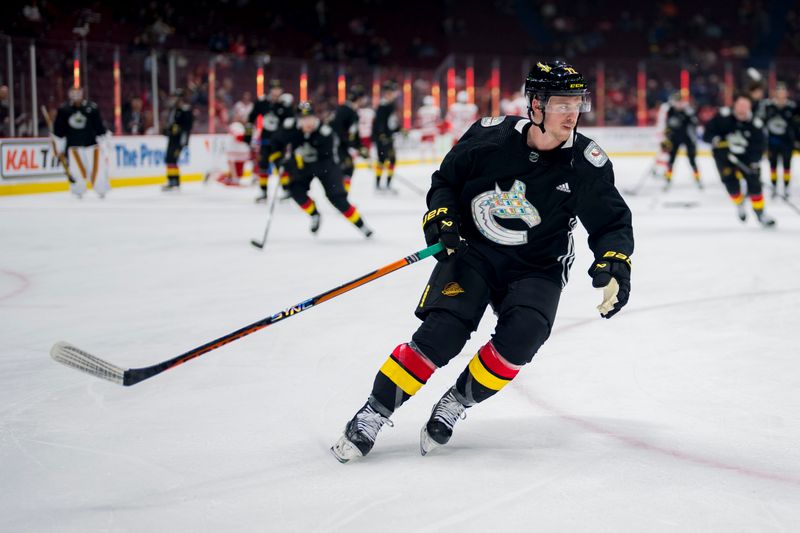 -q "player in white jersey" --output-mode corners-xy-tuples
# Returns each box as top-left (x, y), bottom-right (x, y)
(446, 90), (478, 144)
(501, 90), (528, 117)
(416, 95), (441, 162)
(357, 106), (376, 156)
